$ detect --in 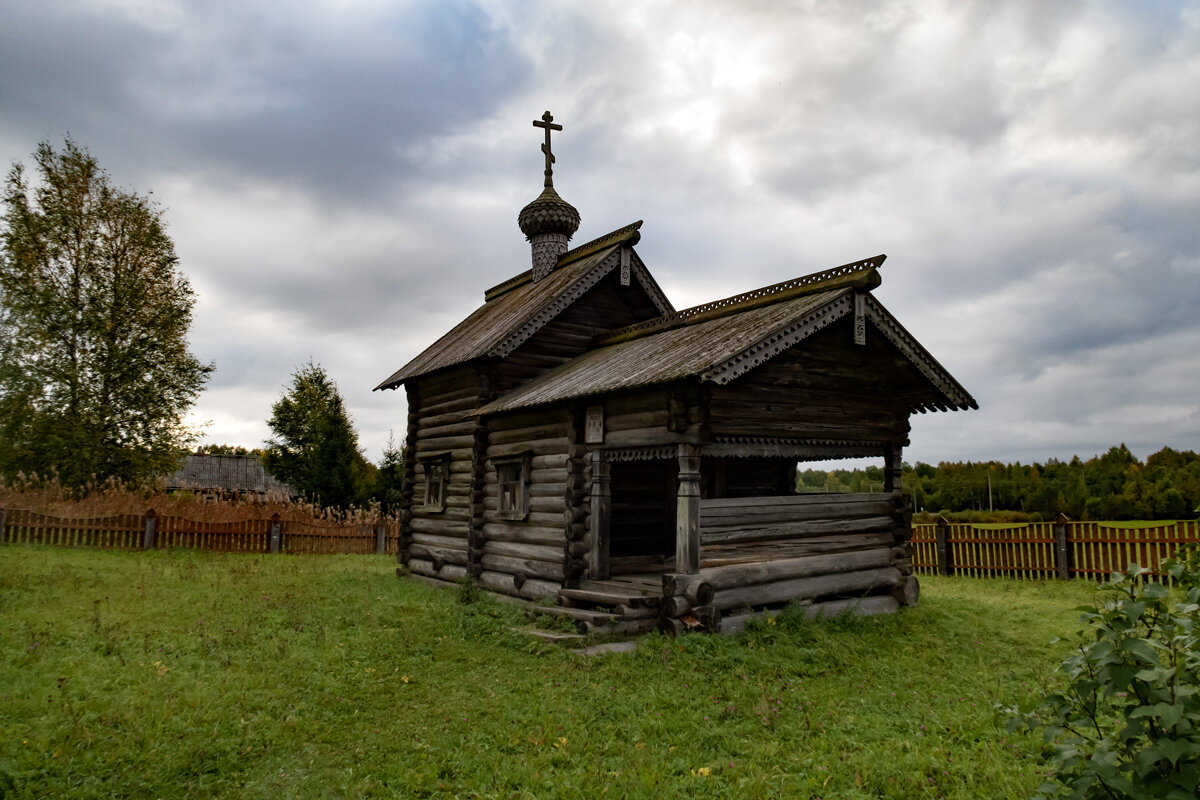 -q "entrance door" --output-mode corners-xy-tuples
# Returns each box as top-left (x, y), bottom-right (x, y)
(609, 459), (677, 571)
